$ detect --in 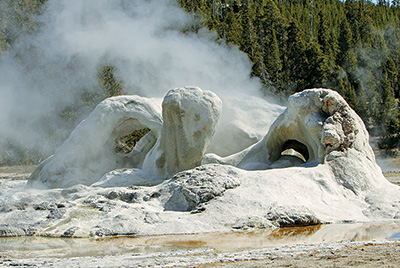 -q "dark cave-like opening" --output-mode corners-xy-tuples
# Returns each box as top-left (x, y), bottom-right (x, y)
(280, 139), (309, 163)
